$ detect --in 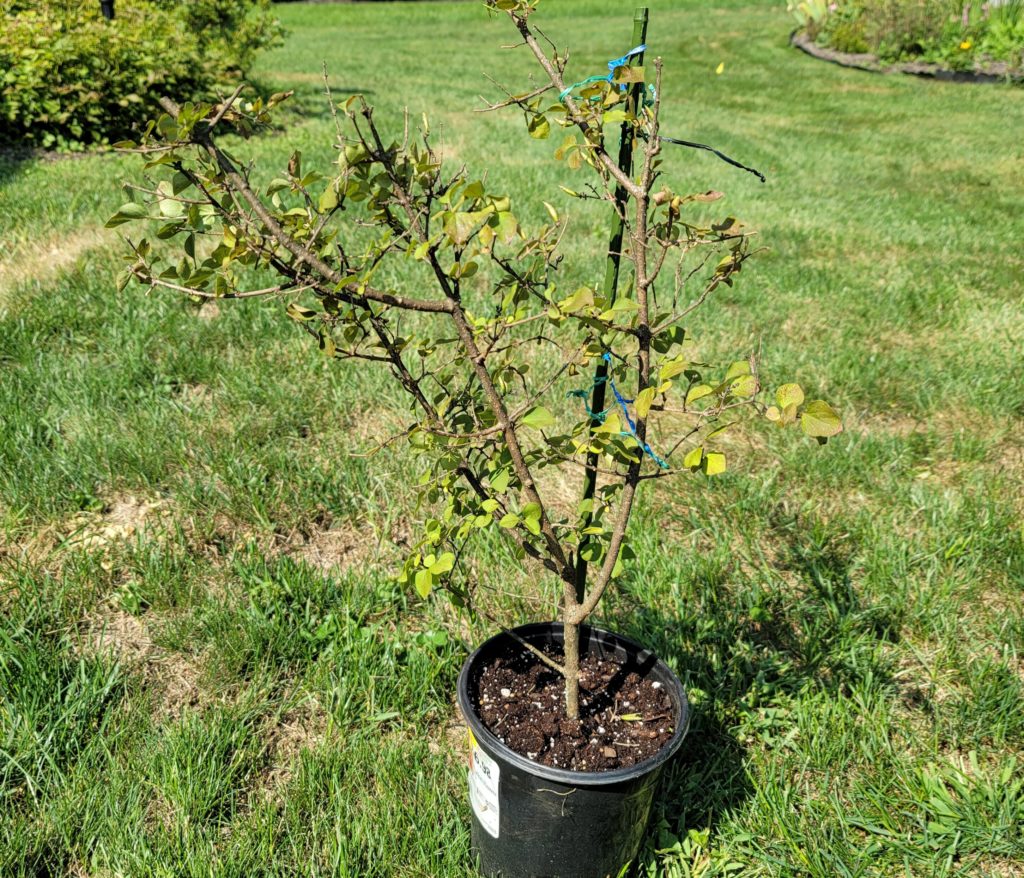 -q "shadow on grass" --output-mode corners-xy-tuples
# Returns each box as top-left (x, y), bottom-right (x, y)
(609, 513), (904, 866)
